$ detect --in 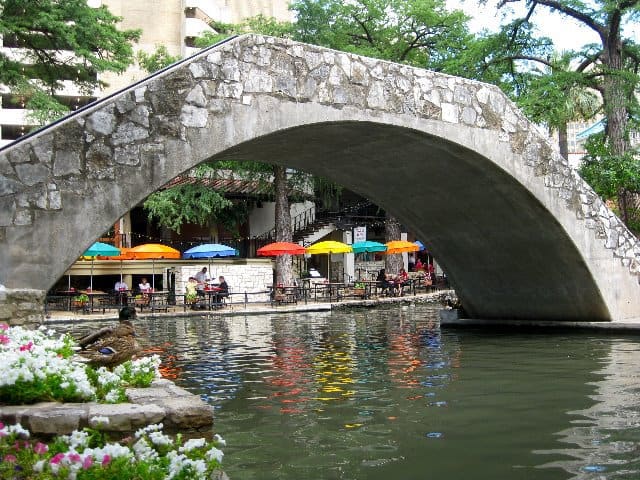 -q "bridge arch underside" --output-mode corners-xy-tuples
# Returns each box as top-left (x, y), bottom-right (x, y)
(213, 122), (608, 322)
